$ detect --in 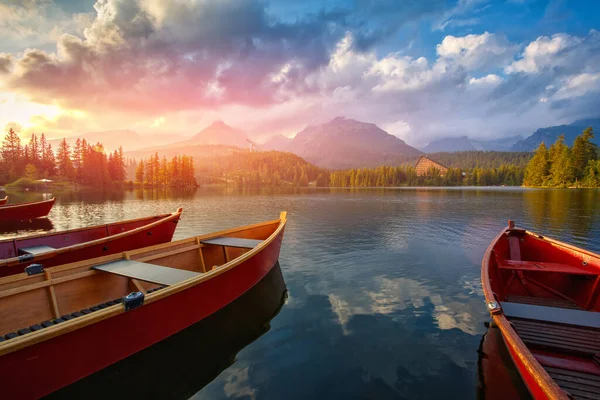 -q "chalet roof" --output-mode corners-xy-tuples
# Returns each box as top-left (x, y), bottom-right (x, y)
(415, 155), (448, 170)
